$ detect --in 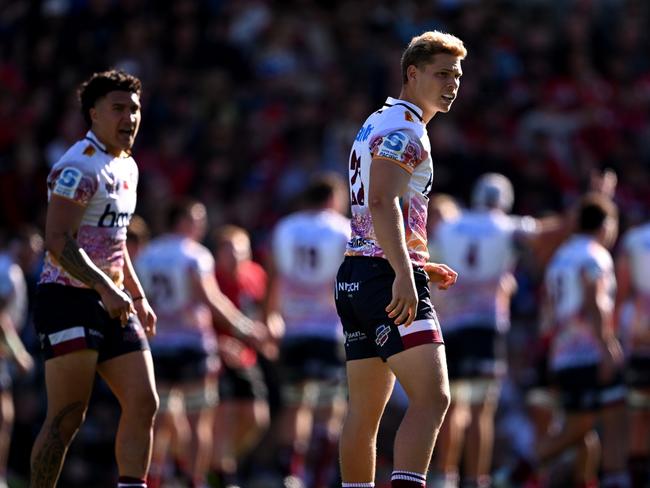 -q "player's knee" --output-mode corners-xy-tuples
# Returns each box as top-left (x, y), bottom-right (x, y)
(47, 402), (88, 443)
(438, 384), (451, 420)
(411, 383), (450, 422)
(127, 388), (159, 422)
(144, 390), (160, 420)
